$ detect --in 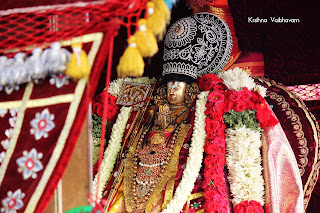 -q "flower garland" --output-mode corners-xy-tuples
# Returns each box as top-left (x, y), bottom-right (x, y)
(199, 74), (229, 212)
(225, 126), (265, 207)
(92, 77), (155, 200)
(197, 67), (279, 212)
(92, 106), (131, 201)
(162, 91), (208, 213)
(218, 67), (267, 97)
